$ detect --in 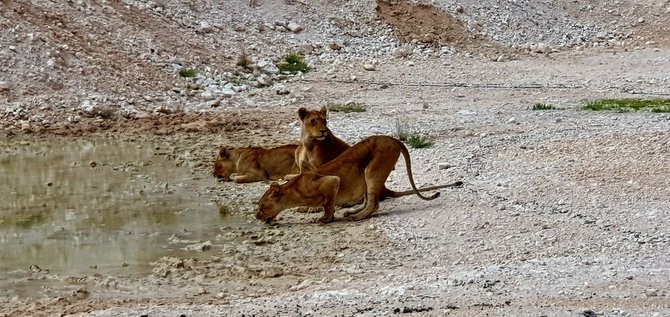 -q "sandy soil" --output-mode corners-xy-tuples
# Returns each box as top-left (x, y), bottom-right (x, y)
(1, 0), (670, 316)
